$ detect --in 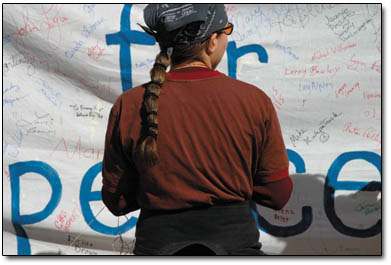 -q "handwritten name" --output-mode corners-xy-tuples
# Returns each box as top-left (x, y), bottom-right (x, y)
(3, 82), (29, 107)
(290, 112), (342, 147)
(3, 53), (35, 77)
(335, 82), (360, 99)
(50, 136), (104, 161)
(67, 235), (97, 255)
(55, 208), (79, 232)
(81, 17), (104, 39)
(65, 40), (84, 59)
(39, 79), (62, 107)
(274, 40), (299, 60)
(347, 53), (381, 74)
(311, 43), (357, 62)
(354, 201), (380, 216)
(16, 112), (56, 137)
(285, 64), (340, 79)
(343, 122), (381, 146)
(69, 104), (104, 120)
(271, 4), (337, 32)
(363, 92), (381, 100)
(83, 4), (96, 17)
(65, 17), (104, 59)
(325, 8), (373, 41)
(299, 81), (333, 94)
